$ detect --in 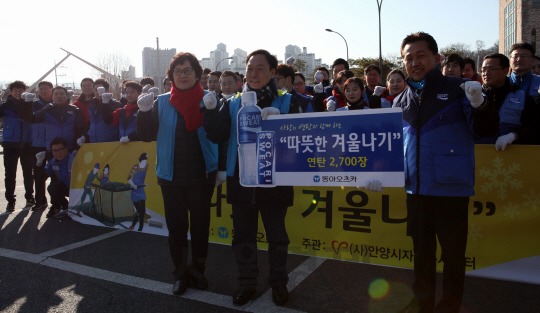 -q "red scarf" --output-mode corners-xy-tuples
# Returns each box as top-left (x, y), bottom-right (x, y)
(382, 89), (398, 105)
(169, 81), (205, 131)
